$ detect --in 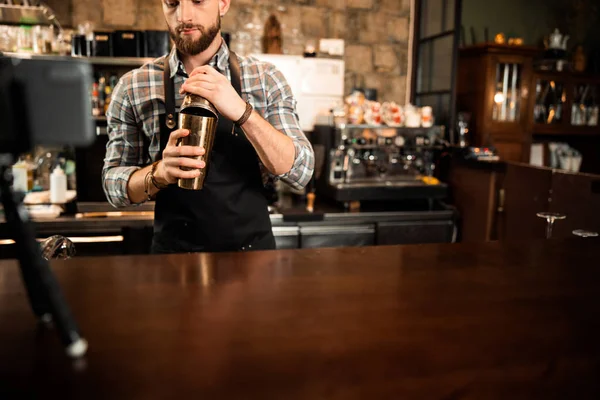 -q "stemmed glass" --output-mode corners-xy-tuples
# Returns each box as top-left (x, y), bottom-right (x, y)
(40, 235), (76, 260)
(572, 229), (599, 238)
(536, 212), (566, 239)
